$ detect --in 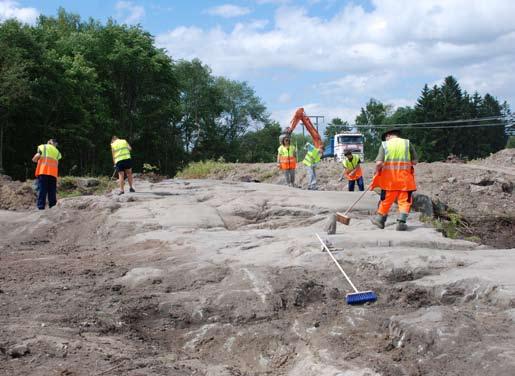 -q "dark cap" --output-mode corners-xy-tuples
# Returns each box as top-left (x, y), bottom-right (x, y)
(381, 128), (401, 141)
(344, 150), (352, 156)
